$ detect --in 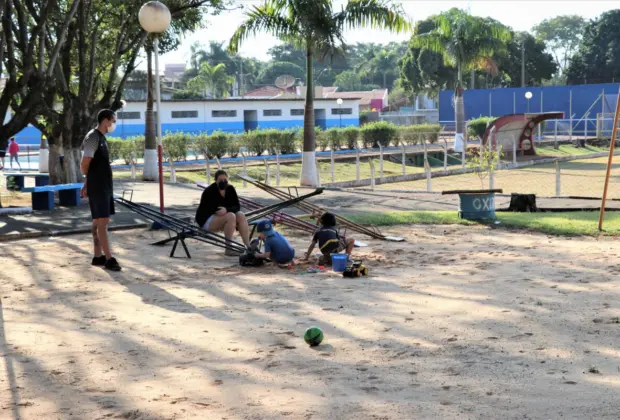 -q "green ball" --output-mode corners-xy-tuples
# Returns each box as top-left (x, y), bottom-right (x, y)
(304, 327), (324, 346)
